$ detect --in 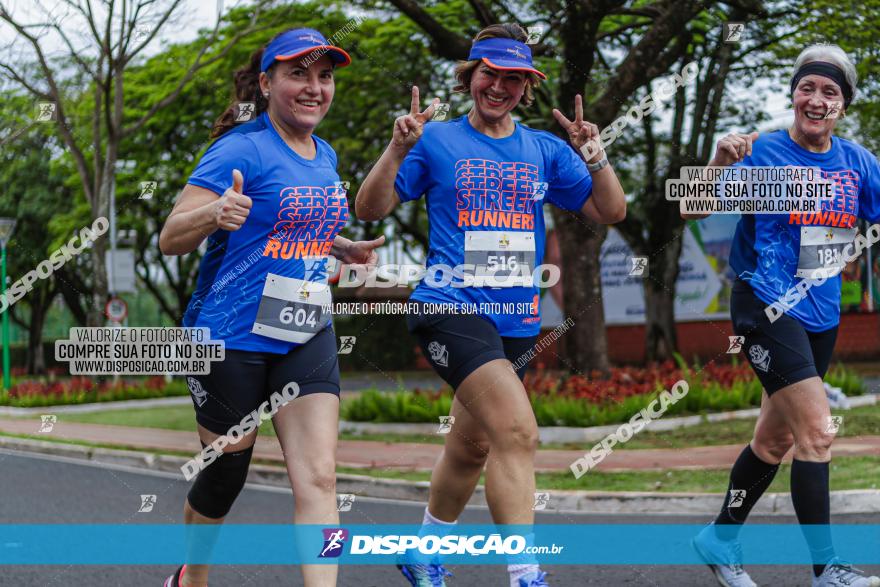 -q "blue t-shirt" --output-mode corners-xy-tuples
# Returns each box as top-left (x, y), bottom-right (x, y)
(395, 115), (592, 337)
(182, 112), (349, 352)
(729, 129), (880, 331)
